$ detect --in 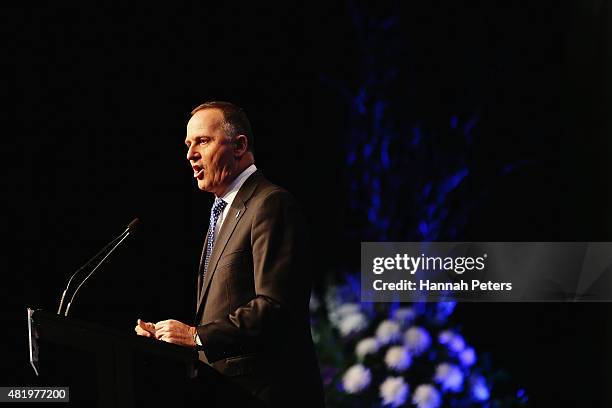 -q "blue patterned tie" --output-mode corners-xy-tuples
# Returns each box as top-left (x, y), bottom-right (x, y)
(201, 197), (227, 282)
